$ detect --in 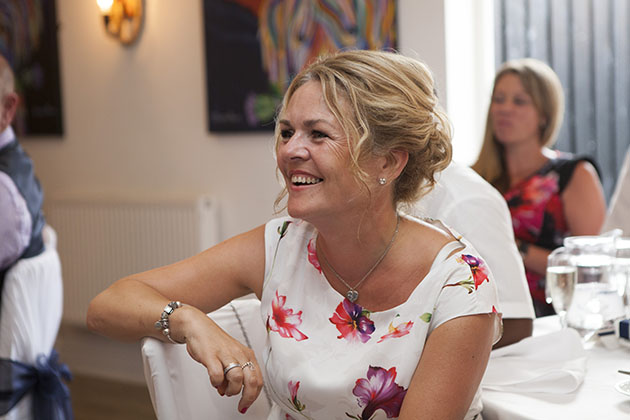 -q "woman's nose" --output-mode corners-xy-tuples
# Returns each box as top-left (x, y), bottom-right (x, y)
(494, 101), (513, 114)
(282, 133), (309, 160)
